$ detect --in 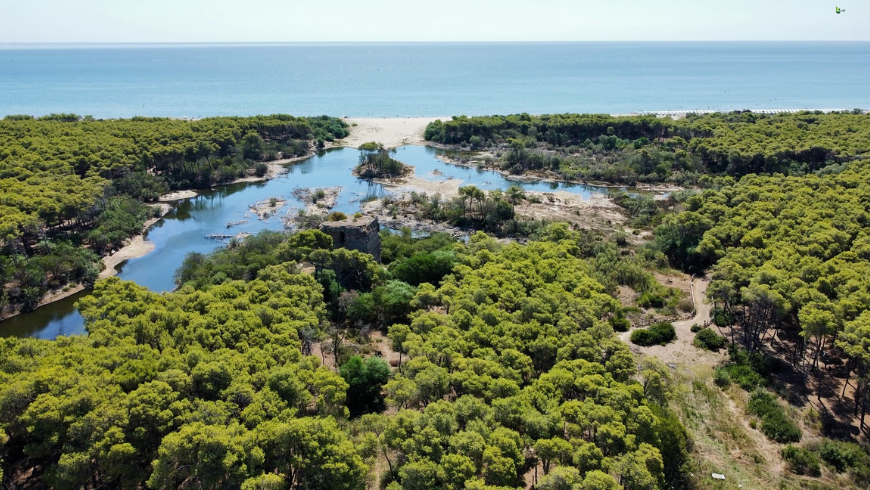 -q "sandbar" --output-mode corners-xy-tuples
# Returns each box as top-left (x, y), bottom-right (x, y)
(343, 117), (450, 149)
(99, 203), (172, 279)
